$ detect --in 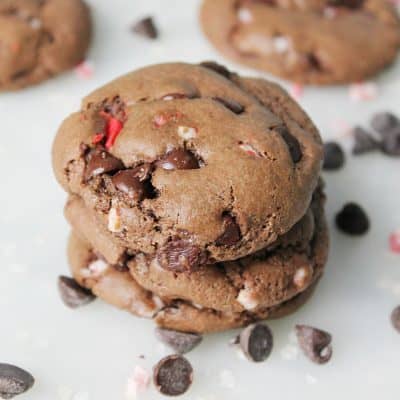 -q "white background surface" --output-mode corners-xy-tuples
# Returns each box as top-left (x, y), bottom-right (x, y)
(1, 1), (400, 399)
